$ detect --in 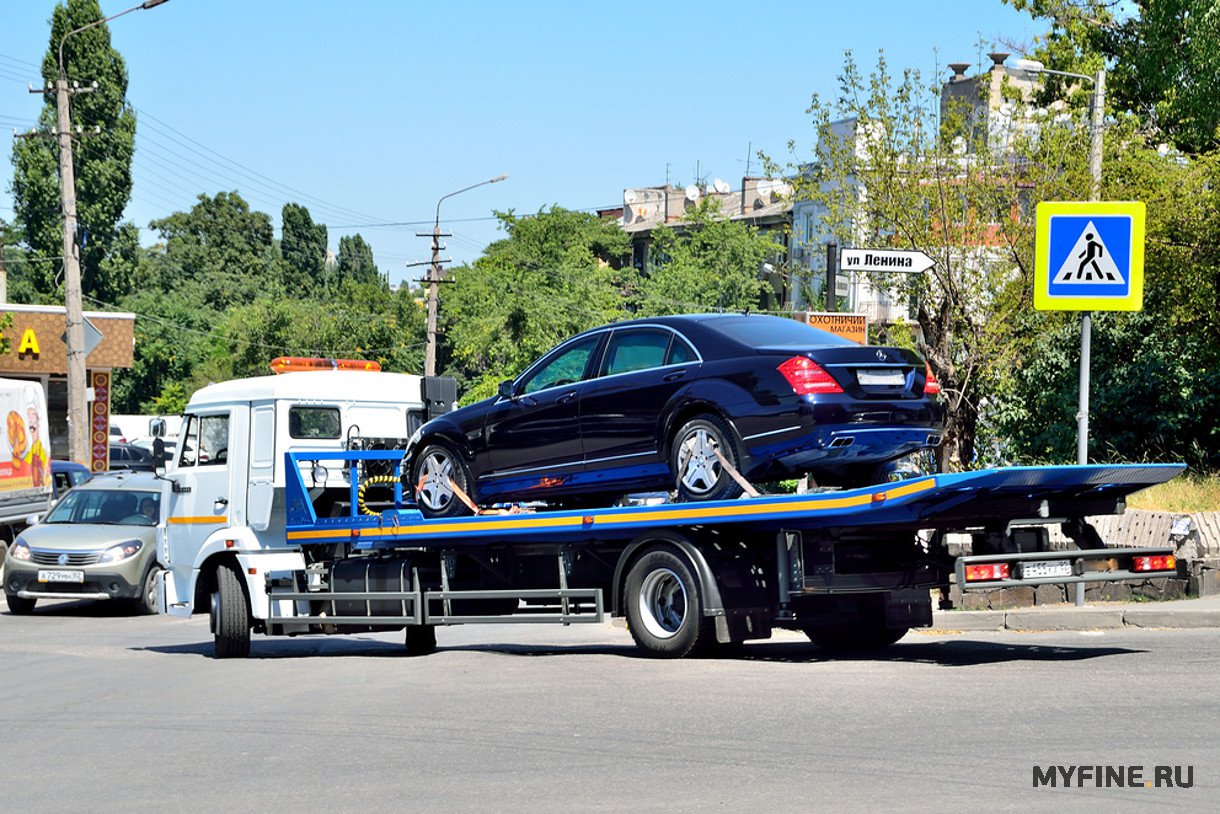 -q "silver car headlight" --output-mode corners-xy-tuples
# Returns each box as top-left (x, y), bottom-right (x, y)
(8, 540), (31, 561)
(99, 540), (143, 564)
